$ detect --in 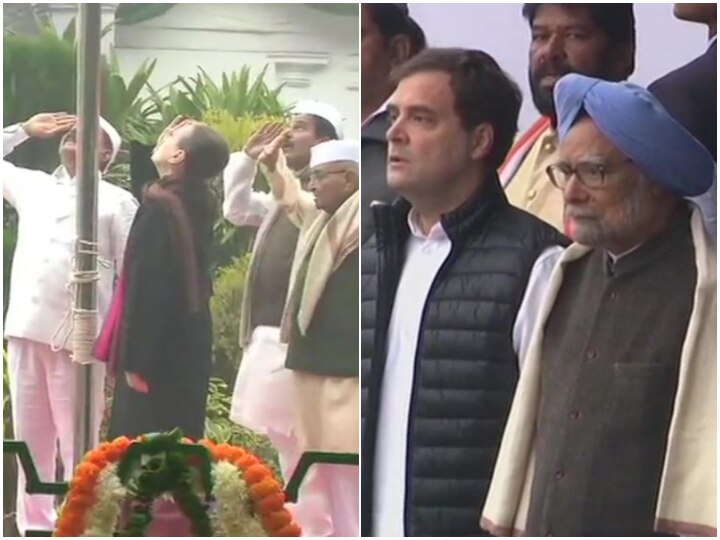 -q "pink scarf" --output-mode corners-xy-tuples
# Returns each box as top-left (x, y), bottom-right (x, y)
(93, 263), (128, 376)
